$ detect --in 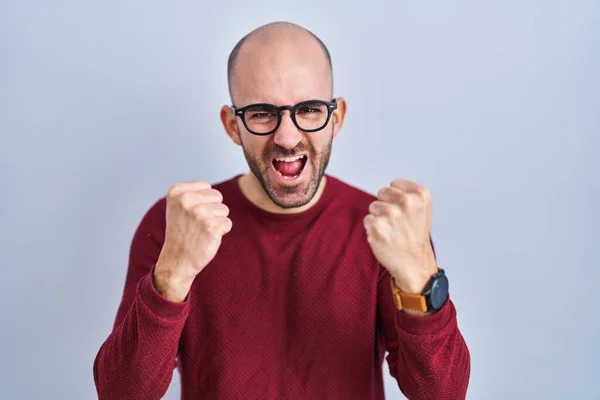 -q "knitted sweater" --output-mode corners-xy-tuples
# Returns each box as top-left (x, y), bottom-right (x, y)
(93, 174), (470, 399)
